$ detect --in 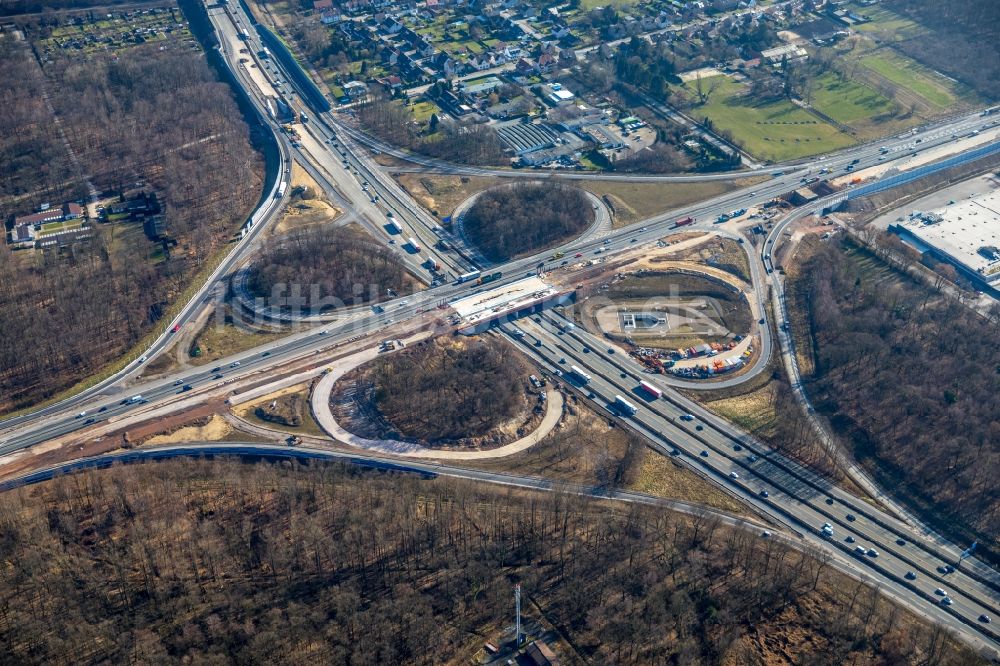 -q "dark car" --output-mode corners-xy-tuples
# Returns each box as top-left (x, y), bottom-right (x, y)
(700, 450), (709, 457)
(846, 514), (856, 522)
(213, 373), (223, 380)
(733, 444), (743, 452)
(759, 490), (769, 498)
(211, 366), (221, 373)
(181, 384), (193, 392)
